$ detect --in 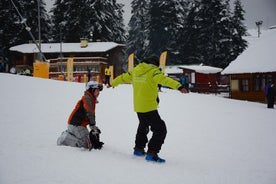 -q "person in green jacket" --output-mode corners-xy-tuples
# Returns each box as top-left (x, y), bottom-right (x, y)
(111, 55), (188, 163)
